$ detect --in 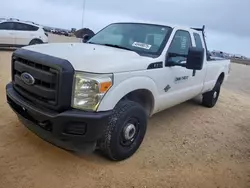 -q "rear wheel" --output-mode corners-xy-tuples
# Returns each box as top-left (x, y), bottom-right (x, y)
(29, 39), (43, 45)
(98, 100), (147, 161)
(202, 80), (221, 108)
